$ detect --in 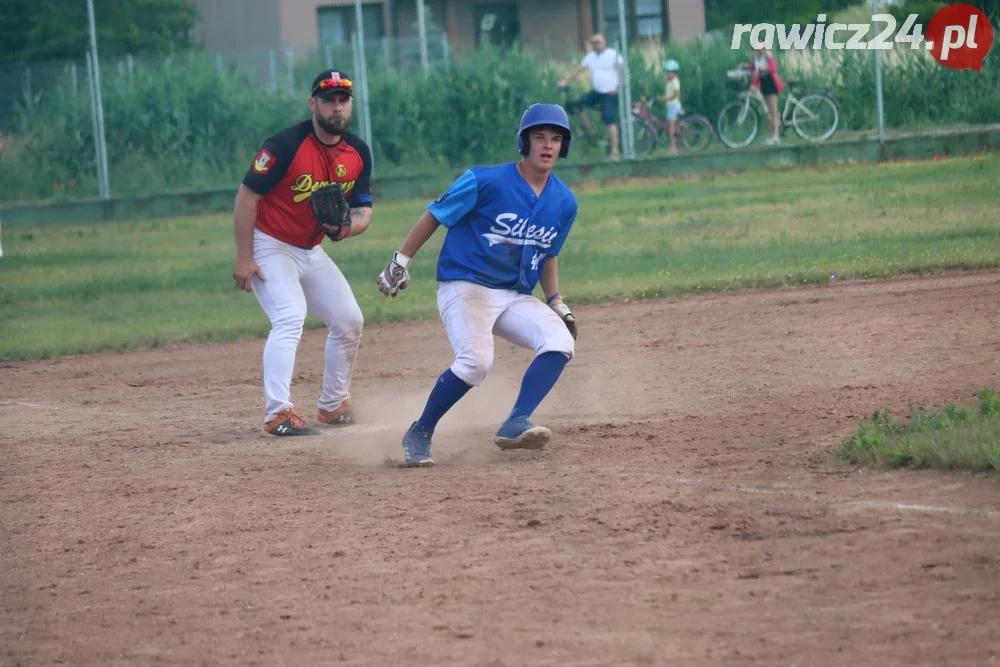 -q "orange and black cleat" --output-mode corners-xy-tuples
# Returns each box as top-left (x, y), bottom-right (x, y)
(264, 407), (320, 436)
(317, 402), (356, 426)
